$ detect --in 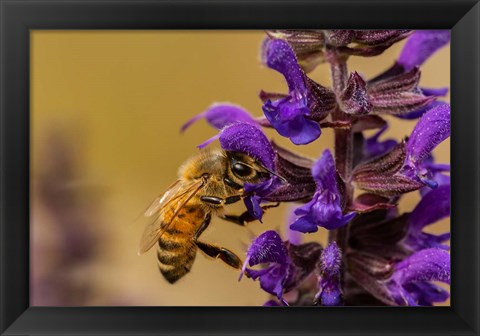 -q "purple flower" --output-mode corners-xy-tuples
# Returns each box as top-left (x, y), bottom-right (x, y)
(290, 150), (356, 233)
(395, 101), (449, 121)
(241, 230), (323, 305)
(180, 103), (256, 132)
(398, 30), (451, 72)
(386, 248), (450, 306)
(419, 158), (450, 196)
(177, 30), (451, 307)
(315, 242), (342, 306)
(404, 184), (450, 251)
(240, 231), (297, 305)
(367, 30), (450, 120)
(402, 103), (450, 187)
(352, 103), (450, 197)
(261, 39), (321, 145)
(363, 124), (397, 160)
(286, 207), (303, 245)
